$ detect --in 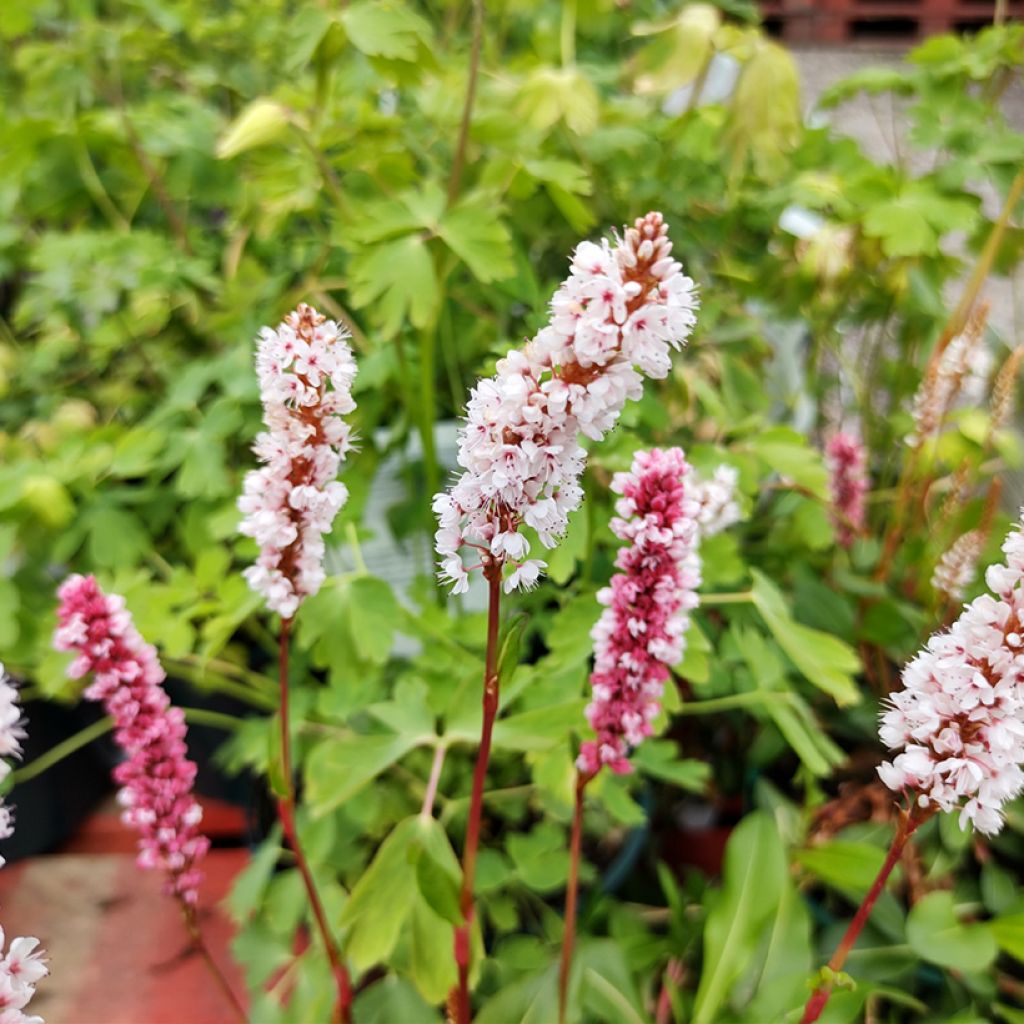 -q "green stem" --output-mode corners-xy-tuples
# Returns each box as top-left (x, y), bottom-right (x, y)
(418, 326), (442, 543)
(73, 134), (130, 230)
(558, 772), (591, 1023)
(451, 571), (503, 1023)
(166, 662), (277, 712)
(171, 654), (276, 693)
(276, 619), (353, 1024)
(560, 0), (577, 68)
(447, 0), (485, 205)
(699, 590), (754, 605)
(181, 707), (245, 731)
(670, 691), (794, 715)
(12, 716), (114, 785)
(346, 522), (369, 576)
